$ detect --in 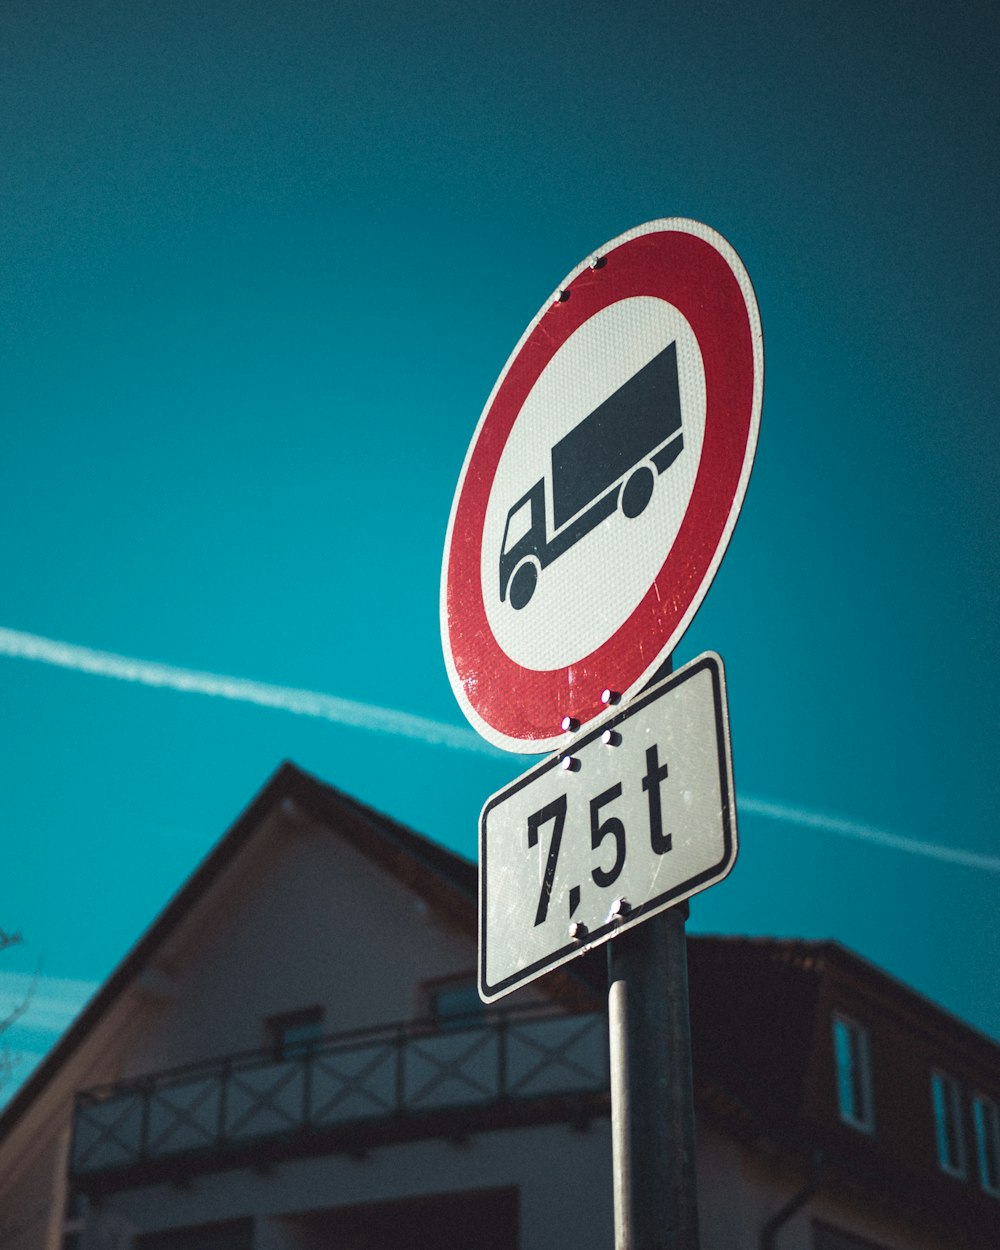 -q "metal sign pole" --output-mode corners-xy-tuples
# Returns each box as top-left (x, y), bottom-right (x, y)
(608, 900), (700, 1250)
